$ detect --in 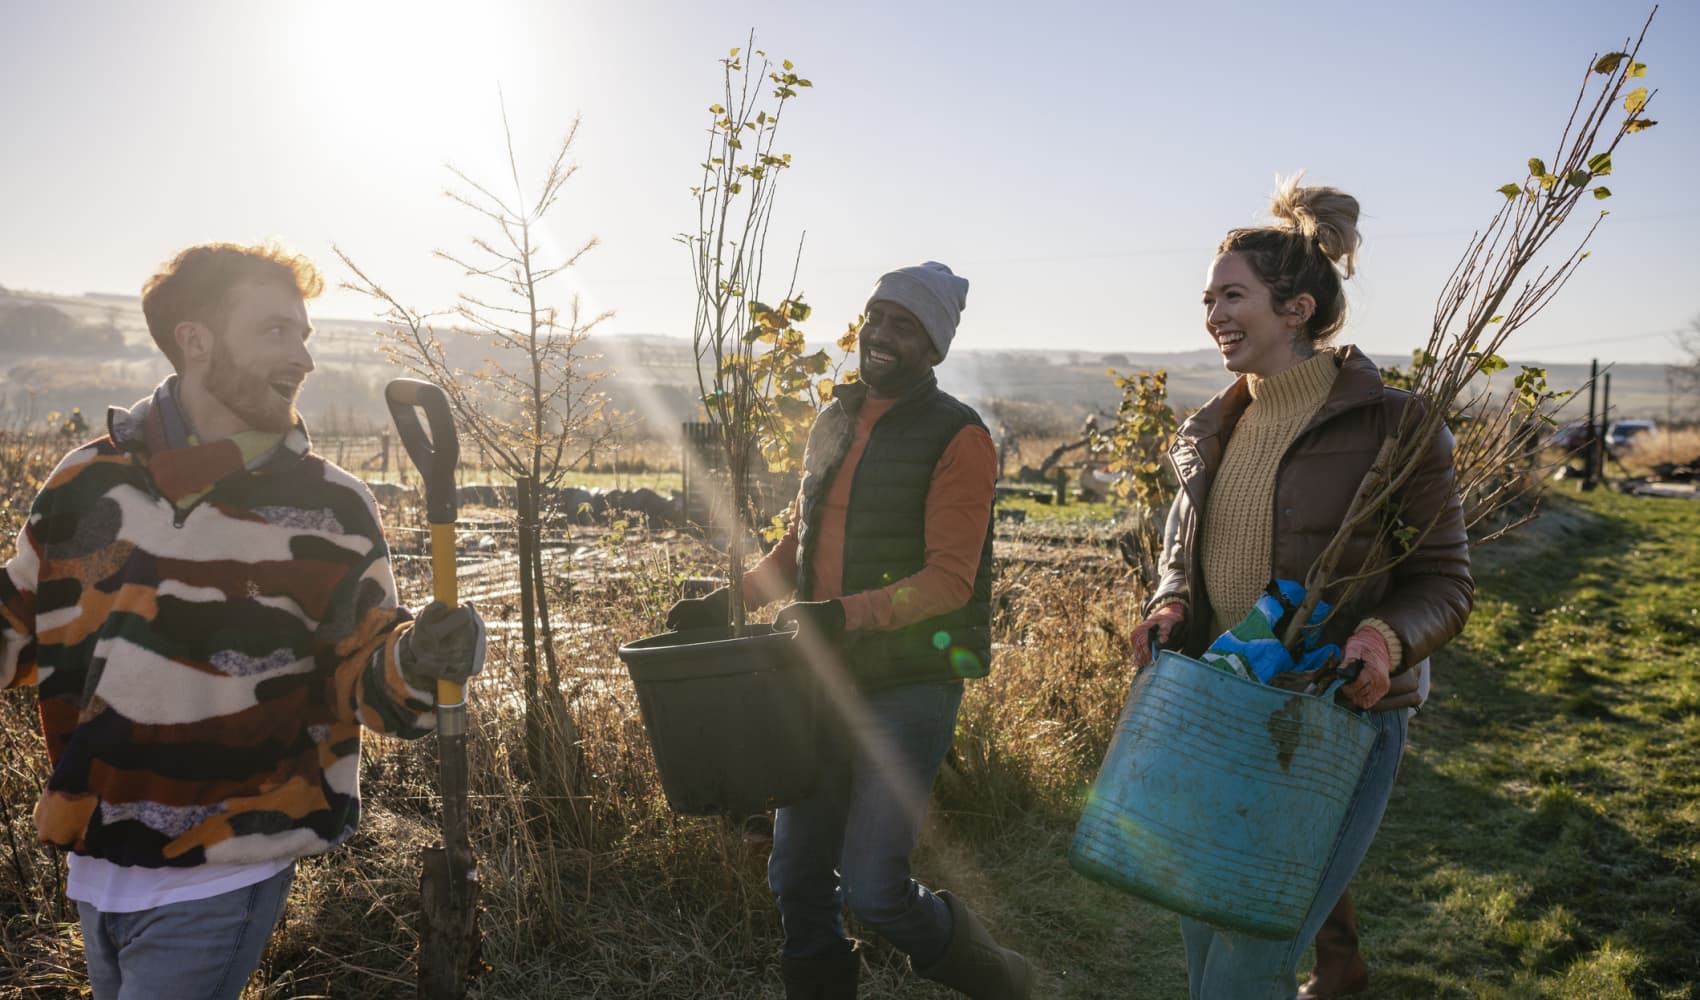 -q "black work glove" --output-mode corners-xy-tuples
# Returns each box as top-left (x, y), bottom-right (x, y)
(666, 587), (732, 631)
(399, 600), (486, 686)
(774, 599), (847, 639)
